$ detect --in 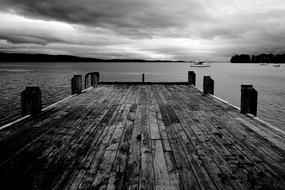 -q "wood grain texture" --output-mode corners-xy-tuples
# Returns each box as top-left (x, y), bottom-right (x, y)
(0, 83), (284, 190)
